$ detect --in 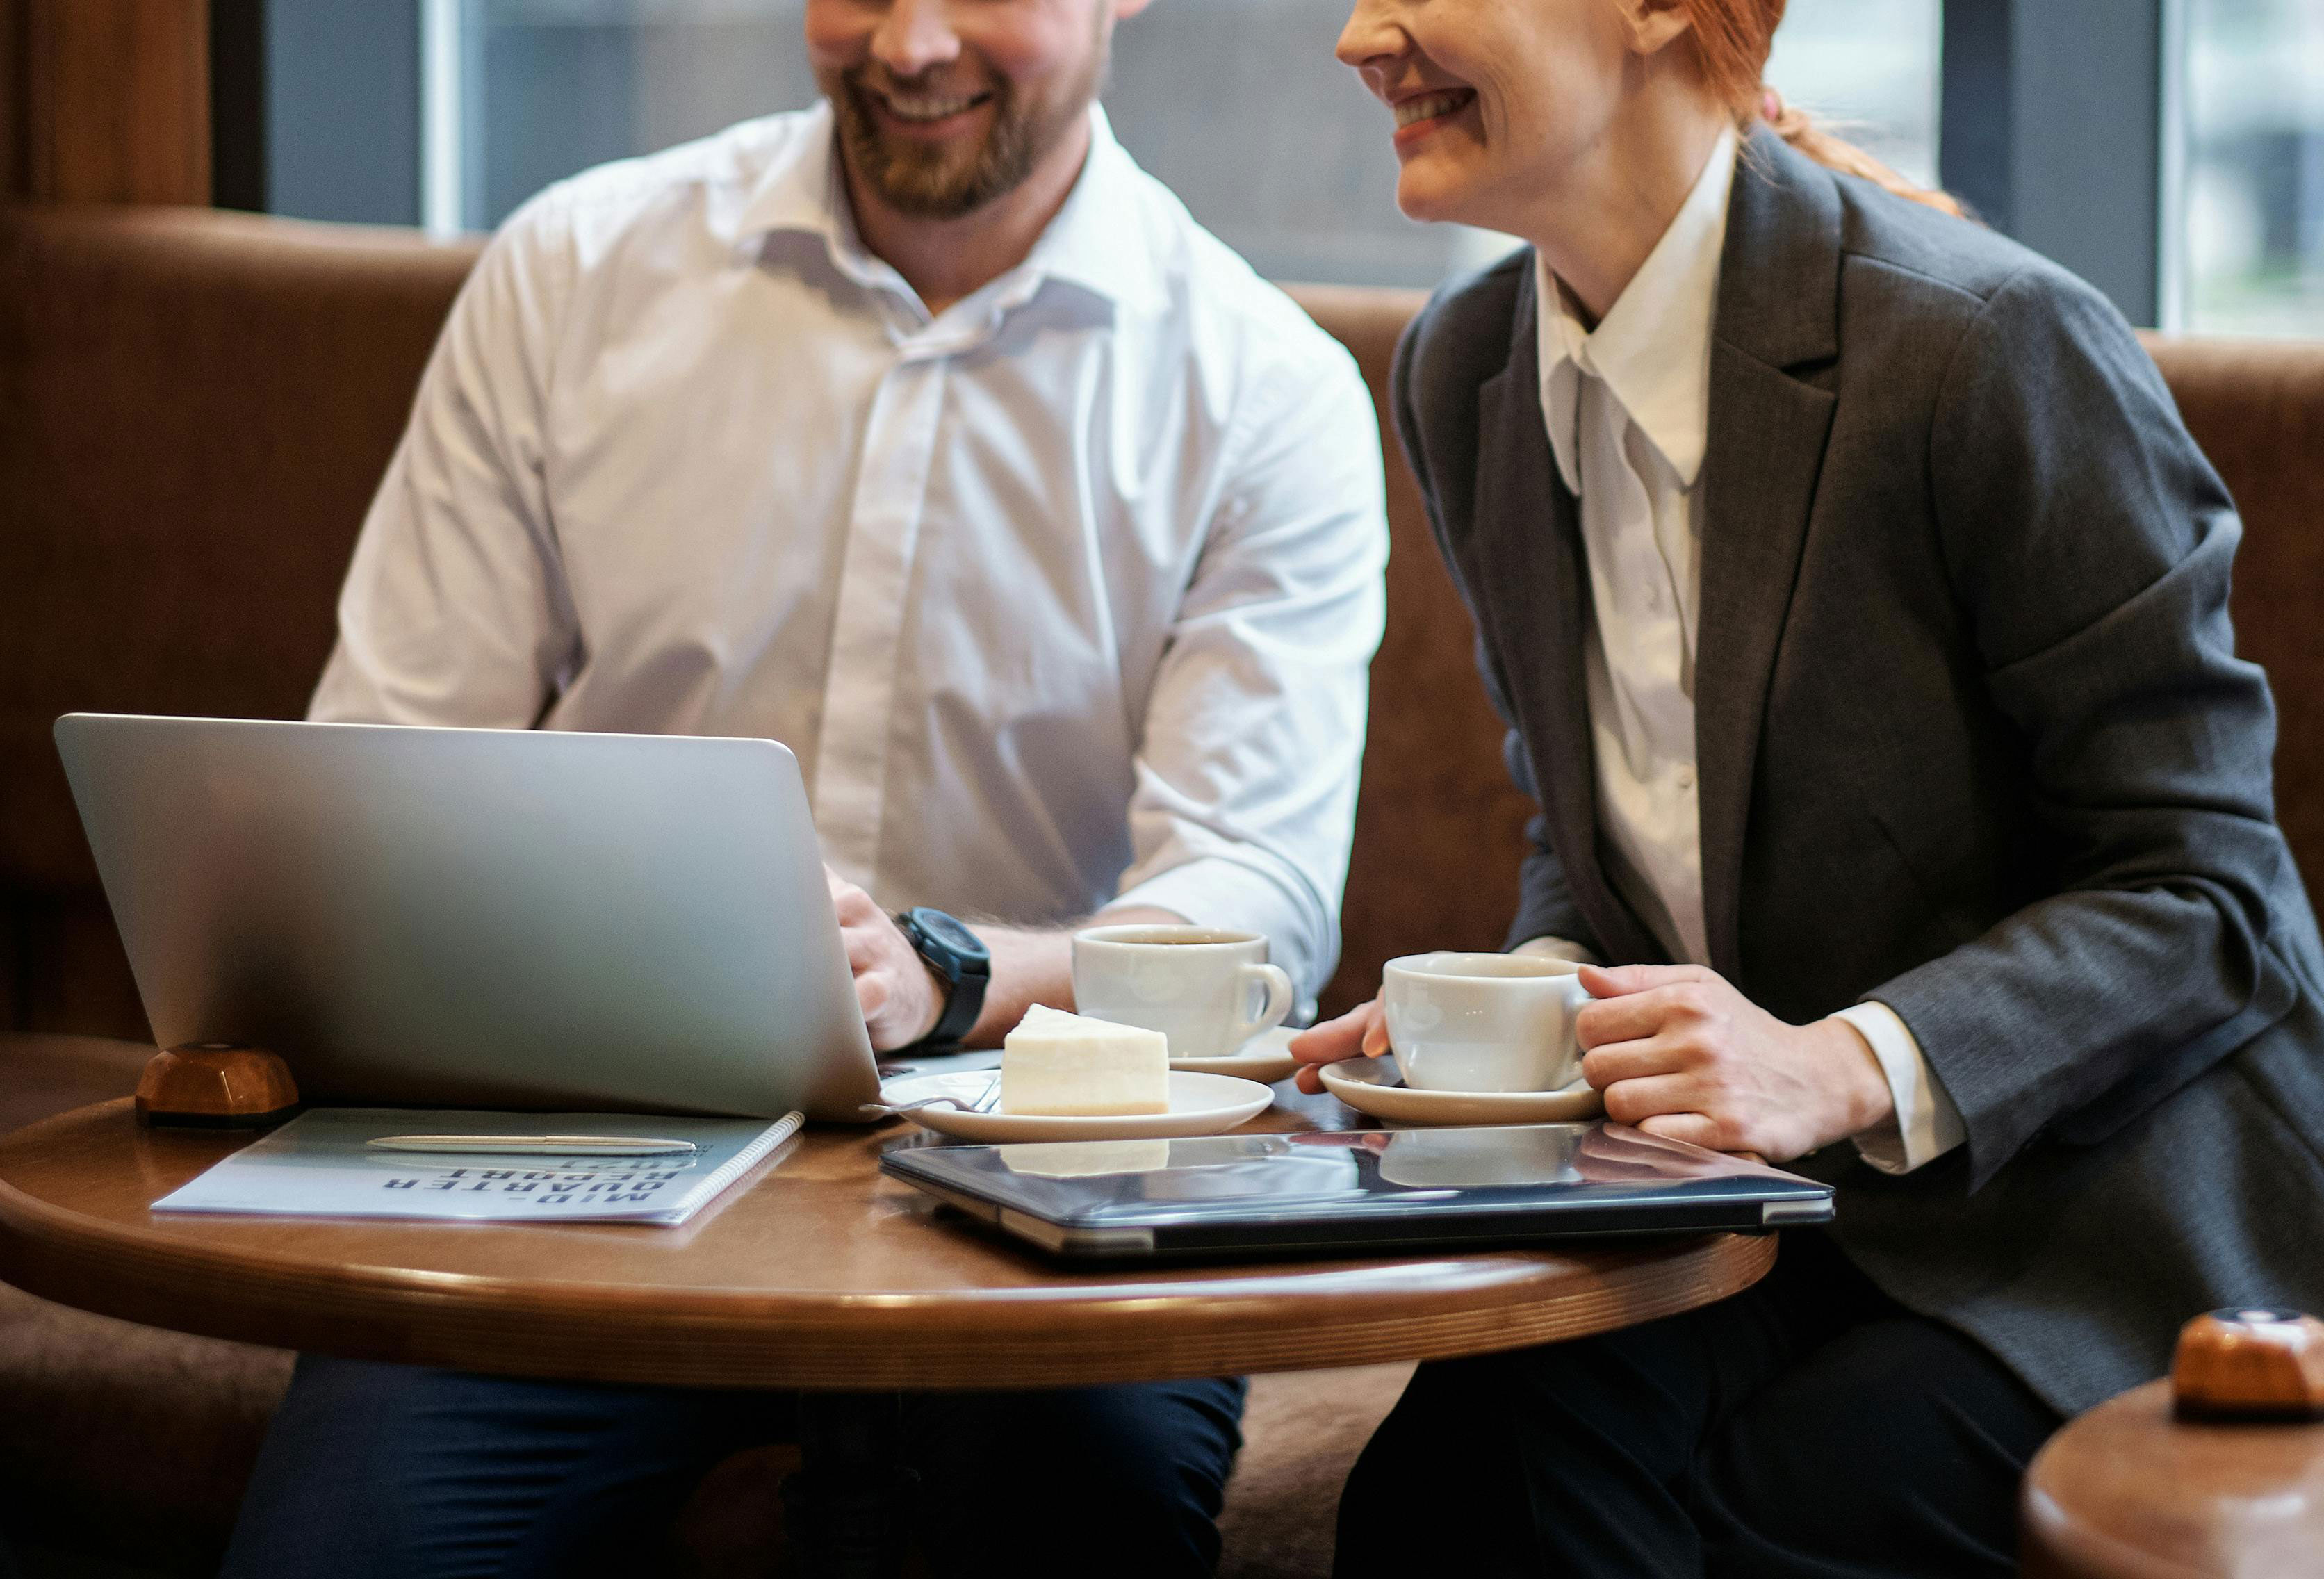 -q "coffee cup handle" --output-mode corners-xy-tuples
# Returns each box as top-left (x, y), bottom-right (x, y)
(1234, 963), (1296, 1045)
(1555, 974), (1595, 1072)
